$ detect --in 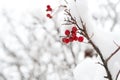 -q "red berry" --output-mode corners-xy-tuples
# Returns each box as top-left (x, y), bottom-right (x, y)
(73, 36), (78, 41)
(46, 5), (52, 11)
(72, 27), (77, 32)
(65, 30), (70, 36)
(69, 37), (74, 42)
(71, 31), (76, 37)
(78, 36), (84, 42)
(46, 14), (52, 18)
(62, 38), (66, 42)
(47, 5), (51, 8)
(62, 38), (69, 44)
(65, 38), (69, 43)
(46, 8), (52, 11)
